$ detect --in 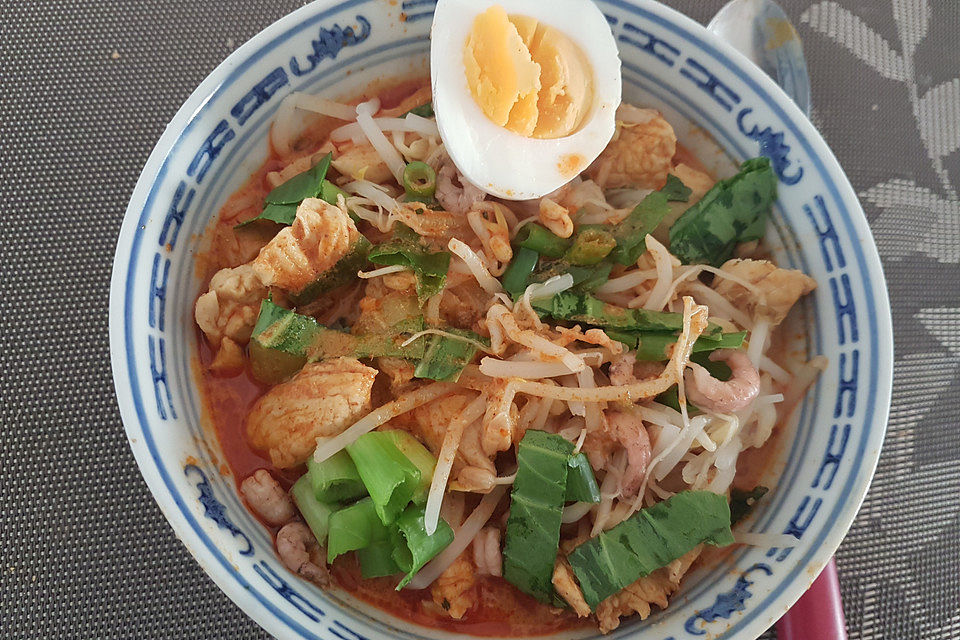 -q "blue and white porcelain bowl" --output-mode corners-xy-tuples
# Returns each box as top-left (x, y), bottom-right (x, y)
(109, 1), (893, 638)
